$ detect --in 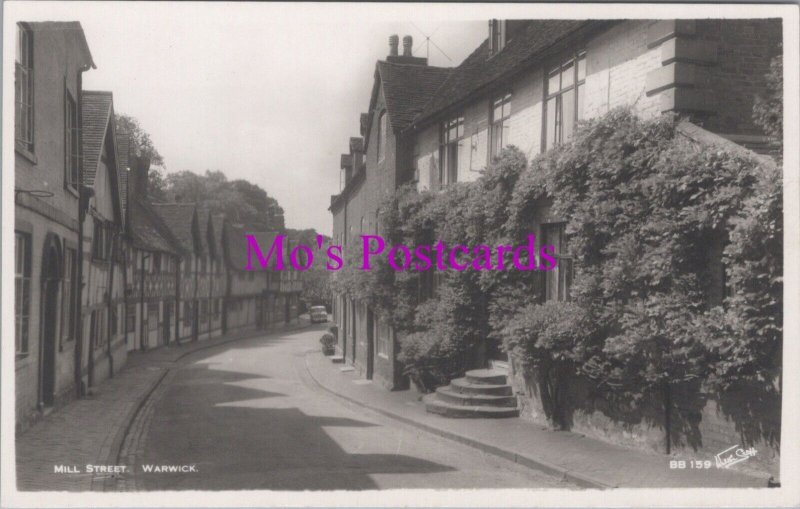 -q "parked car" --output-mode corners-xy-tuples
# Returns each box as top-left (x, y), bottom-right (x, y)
(309, 305), (328, 323)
